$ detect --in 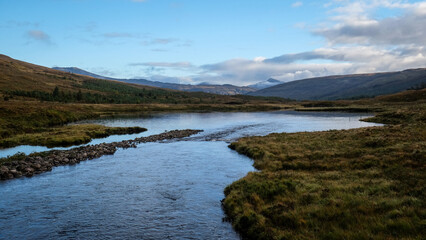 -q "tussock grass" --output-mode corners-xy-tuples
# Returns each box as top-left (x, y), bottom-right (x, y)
(0, 124), (146, 148)
(224, 92), (425, 240)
